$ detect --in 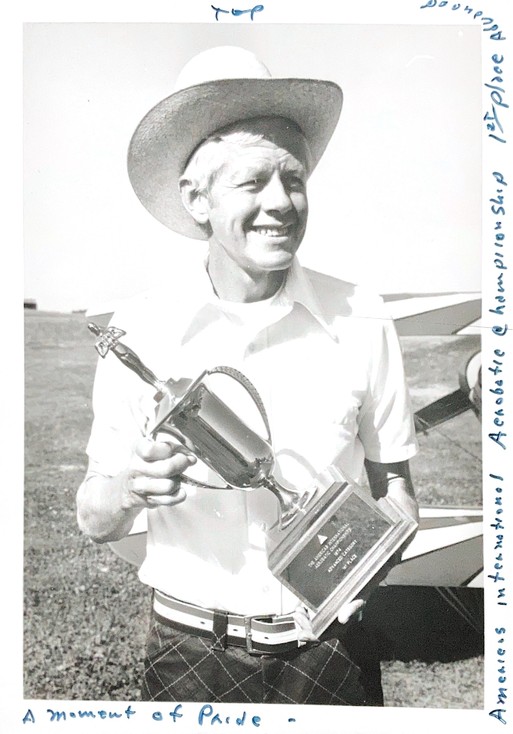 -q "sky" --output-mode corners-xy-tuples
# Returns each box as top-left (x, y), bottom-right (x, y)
(24, 22), (482, 313)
